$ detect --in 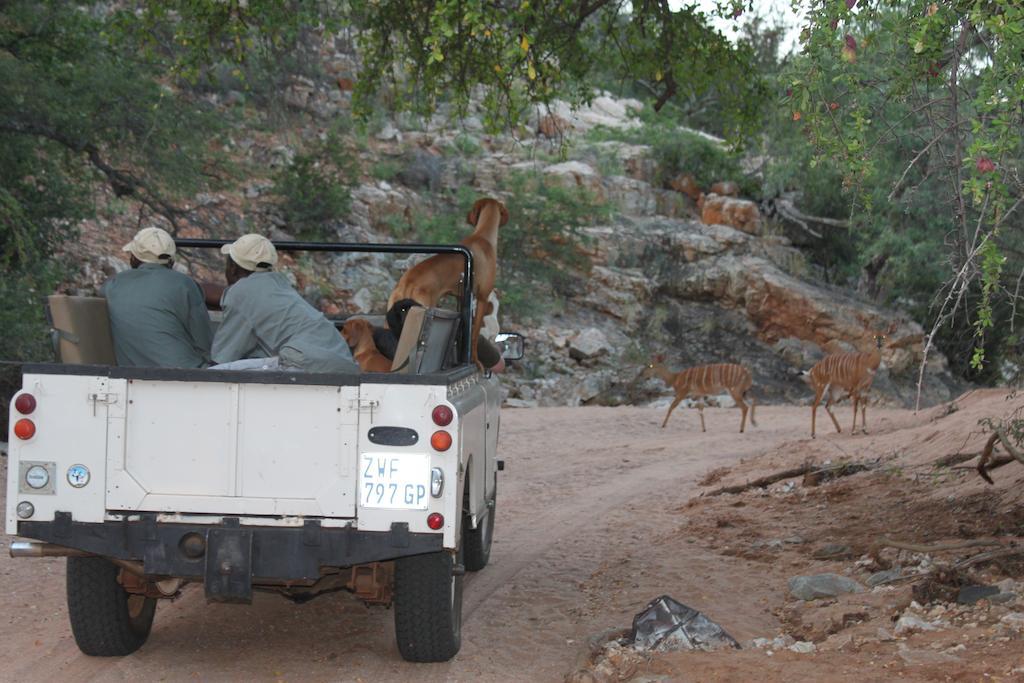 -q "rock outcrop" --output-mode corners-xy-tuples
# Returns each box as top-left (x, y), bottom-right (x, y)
(63, 74), (960, 409)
